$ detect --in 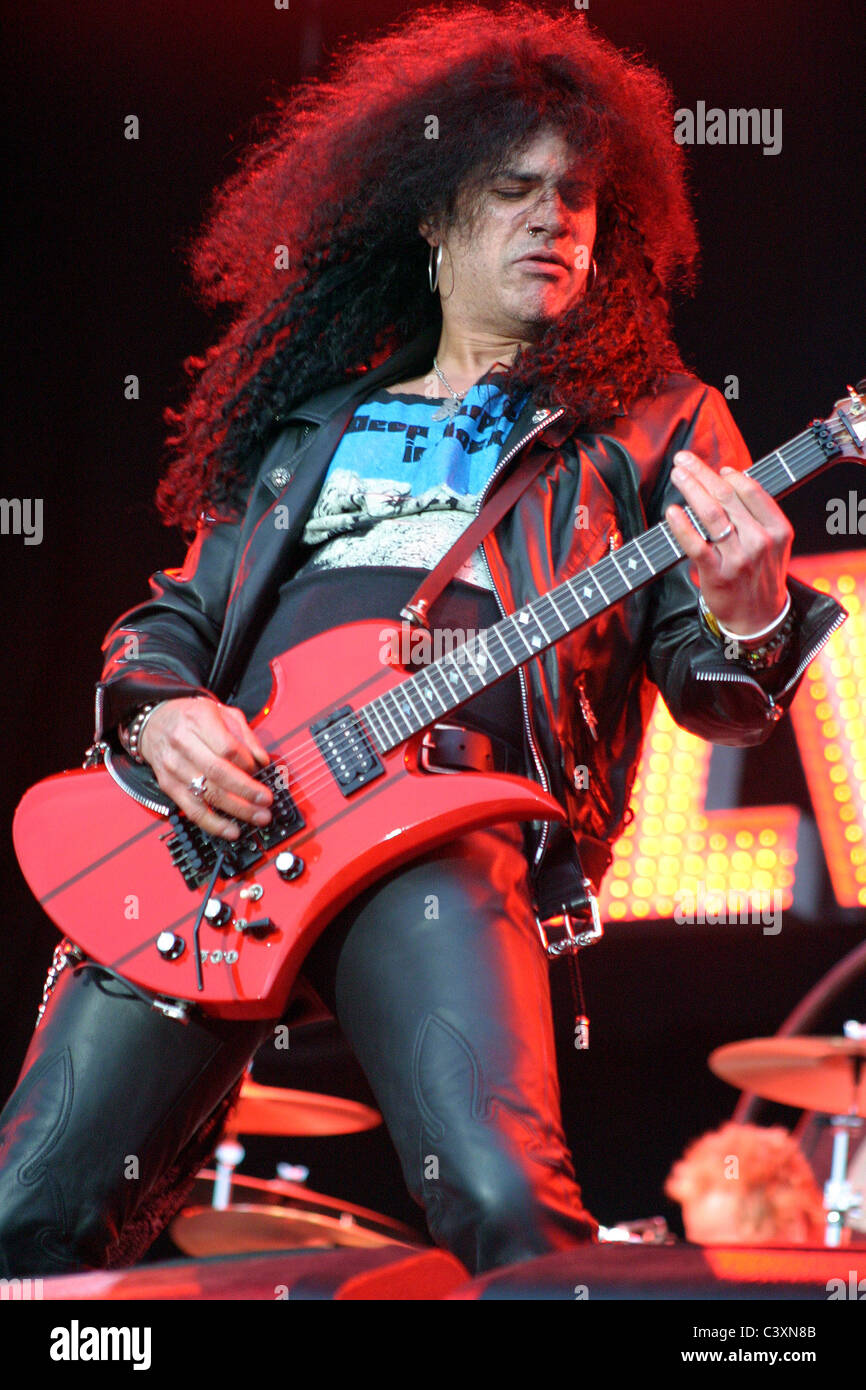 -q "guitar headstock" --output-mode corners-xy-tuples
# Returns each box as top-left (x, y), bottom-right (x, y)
(826, 379), (866, 460)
